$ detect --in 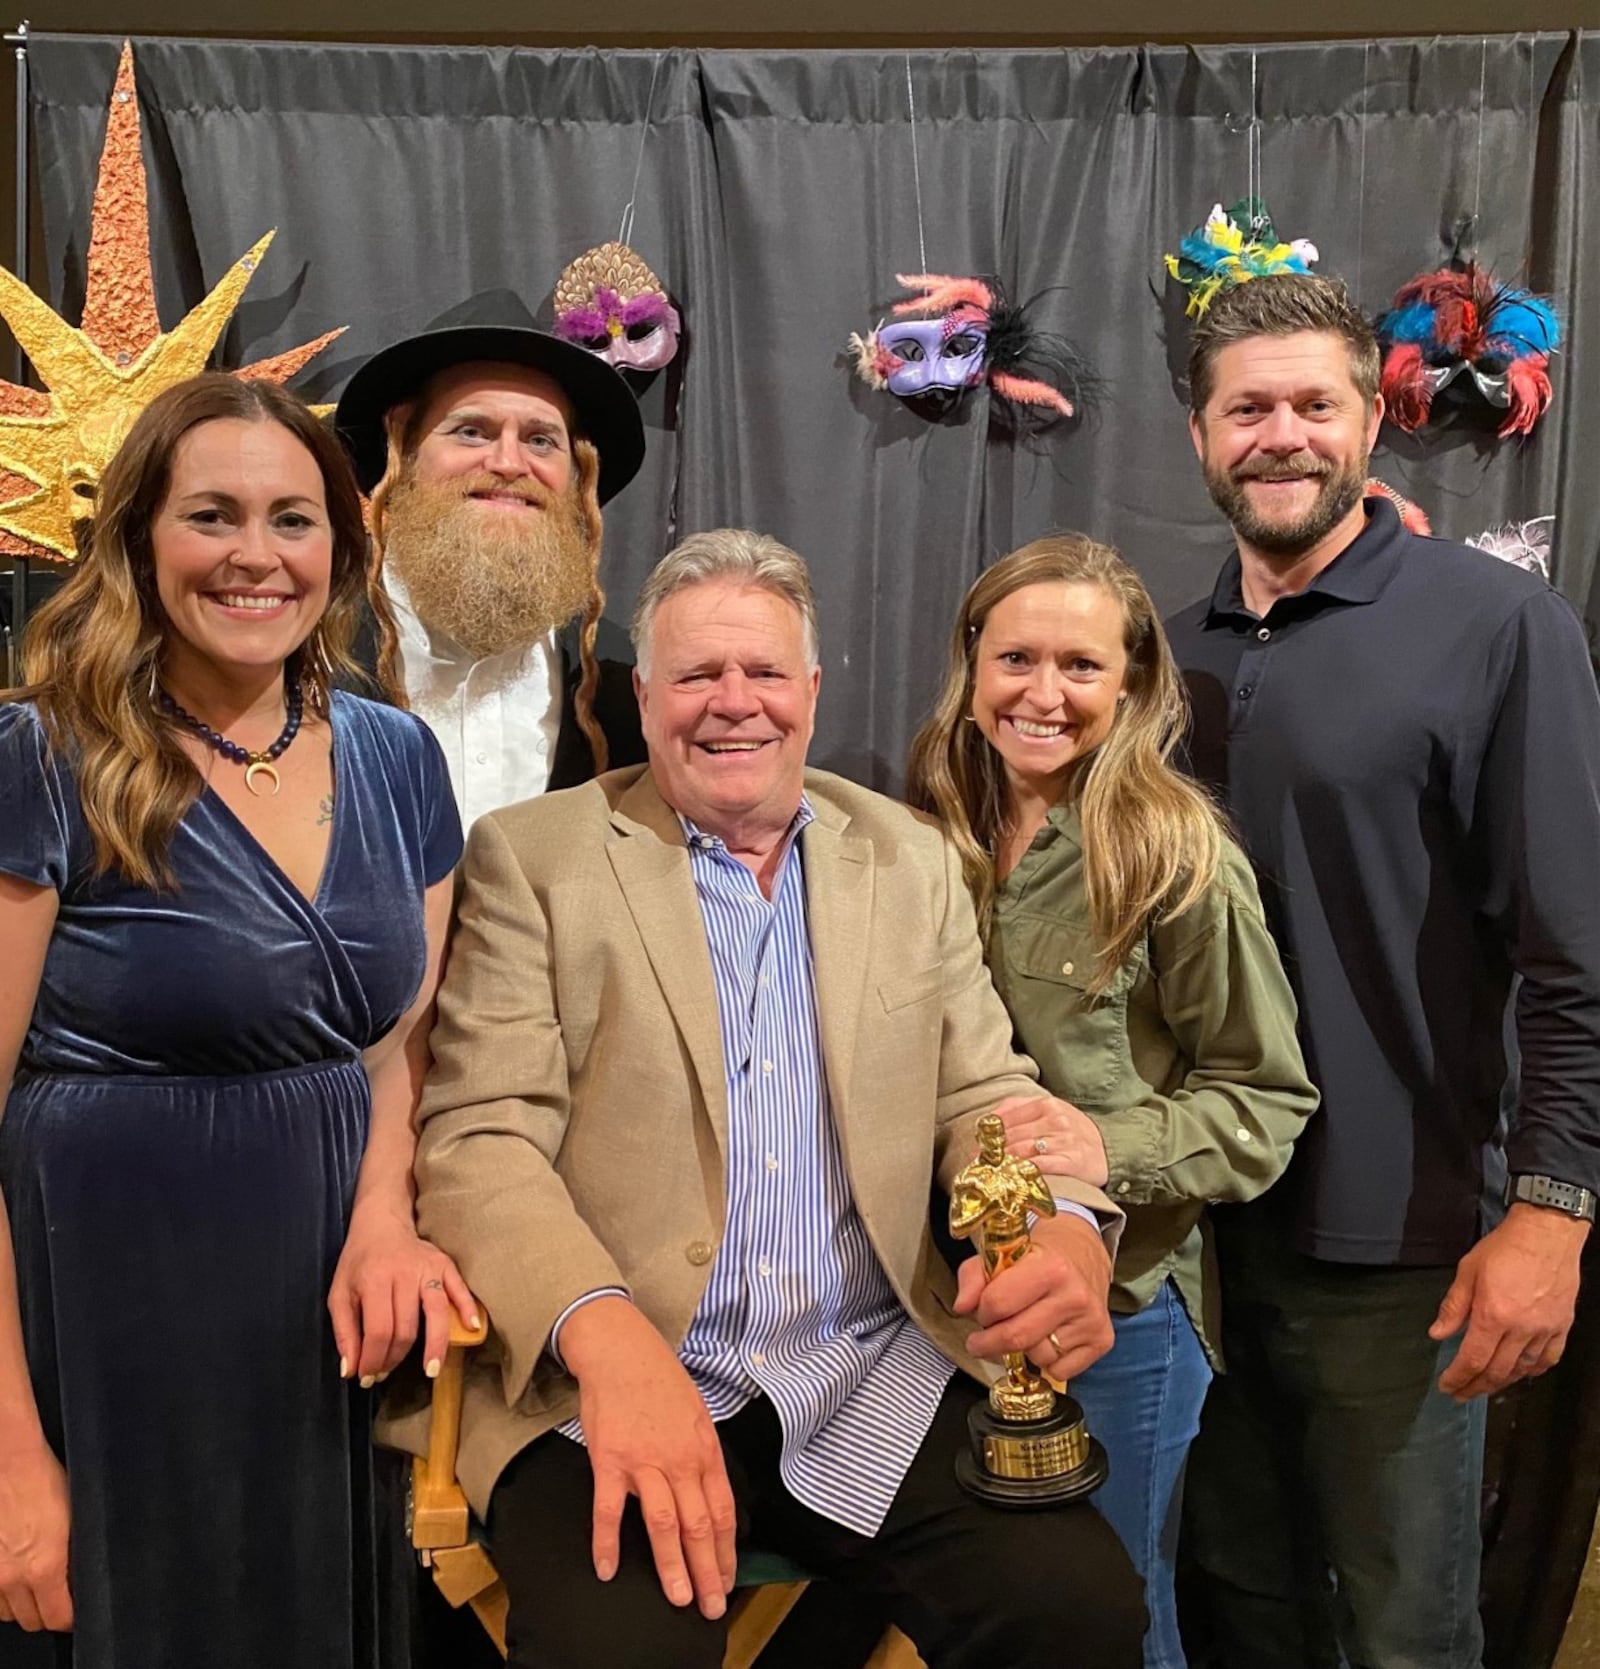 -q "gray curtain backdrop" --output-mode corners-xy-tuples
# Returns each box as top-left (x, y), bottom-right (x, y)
(25, 31), (1600, 788)
(20, 33), (1600, 1668)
